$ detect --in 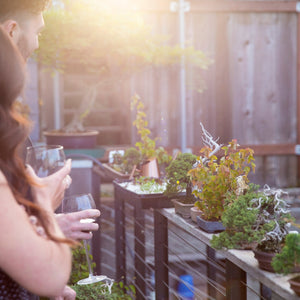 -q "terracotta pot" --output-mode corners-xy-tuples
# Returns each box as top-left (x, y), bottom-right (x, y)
(253, 249), (276, 273)
(190, 206), (203, 223)
(172, 199), (194, 219)
(289, 275), (300, 296)
(44, 130), (99, 149)
(196, 215), (225, 233)
(141, 158), (160, 178)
